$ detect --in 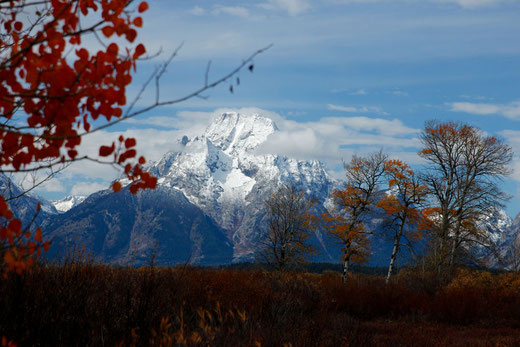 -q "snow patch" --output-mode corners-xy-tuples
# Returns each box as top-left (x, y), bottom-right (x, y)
(52, 195), (86, 213)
